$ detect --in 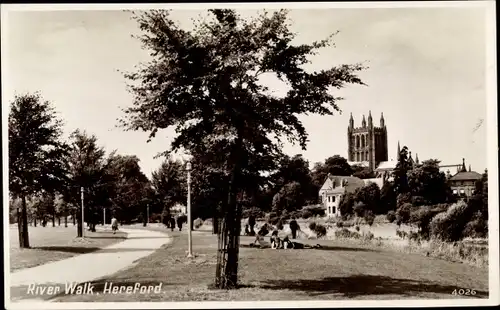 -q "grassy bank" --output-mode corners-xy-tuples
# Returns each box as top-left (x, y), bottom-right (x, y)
(48, 229), (488, 302)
